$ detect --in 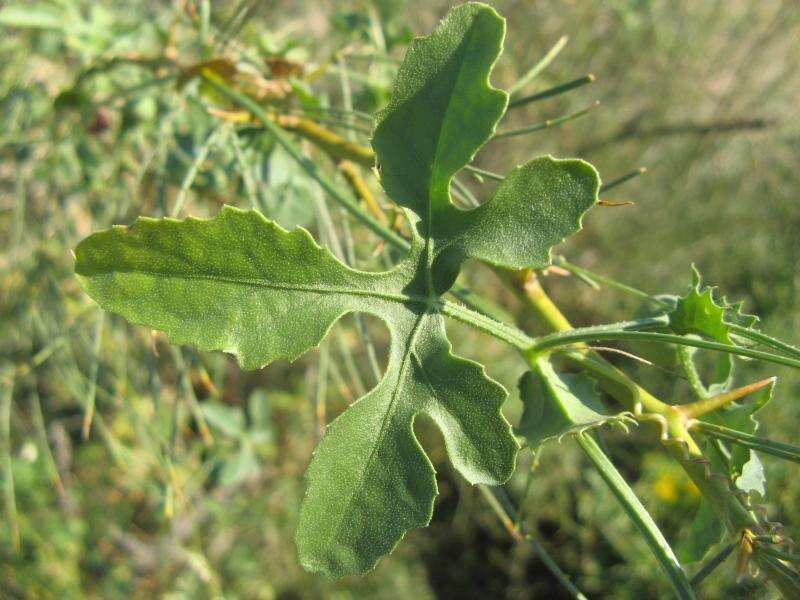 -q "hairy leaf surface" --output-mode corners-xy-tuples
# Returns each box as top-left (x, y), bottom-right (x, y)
(75, 1), (599, 577)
